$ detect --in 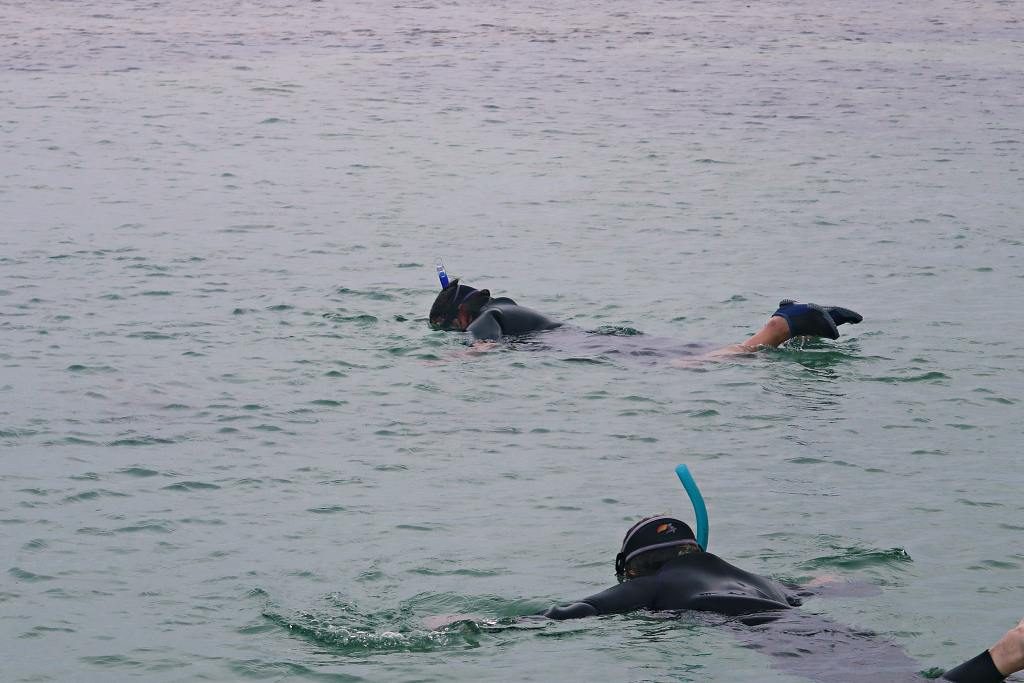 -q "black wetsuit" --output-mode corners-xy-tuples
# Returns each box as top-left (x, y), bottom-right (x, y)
(543, 553), (1006, 682)
(943, 652), (1006, 682)
(545, 553), (798, 620)
(466, 297), (561, 342)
